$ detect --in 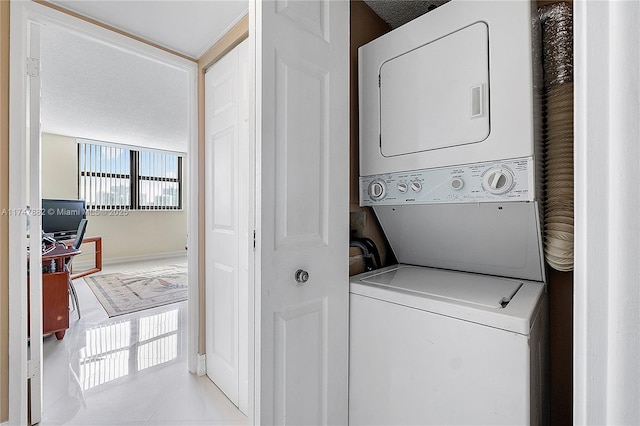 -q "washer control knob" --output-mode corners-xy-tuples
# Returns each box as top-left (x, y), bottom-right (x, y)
(410, 181), (422, 192)
(397, 182), (408, 193)
(483, 168), (514, 195)
(368, 179), (387, 201)
(450, 177), (464, 191)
